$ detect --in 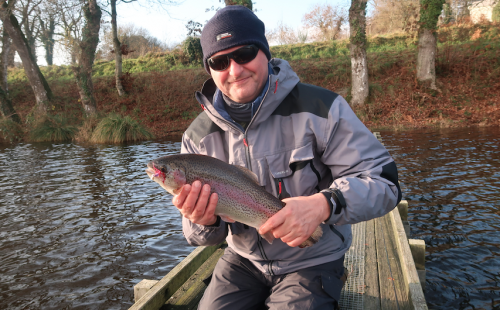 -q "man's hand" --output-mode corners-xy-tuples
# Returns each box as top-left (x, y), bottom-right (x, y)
(173, 180), (219, 226)
(259, 193), (331, 247)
